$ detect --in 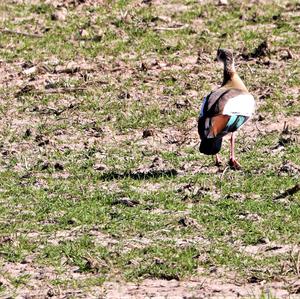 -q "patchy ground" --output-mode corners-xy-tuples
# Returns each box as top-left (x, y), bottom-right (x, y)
(0, 0), (299, 298)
